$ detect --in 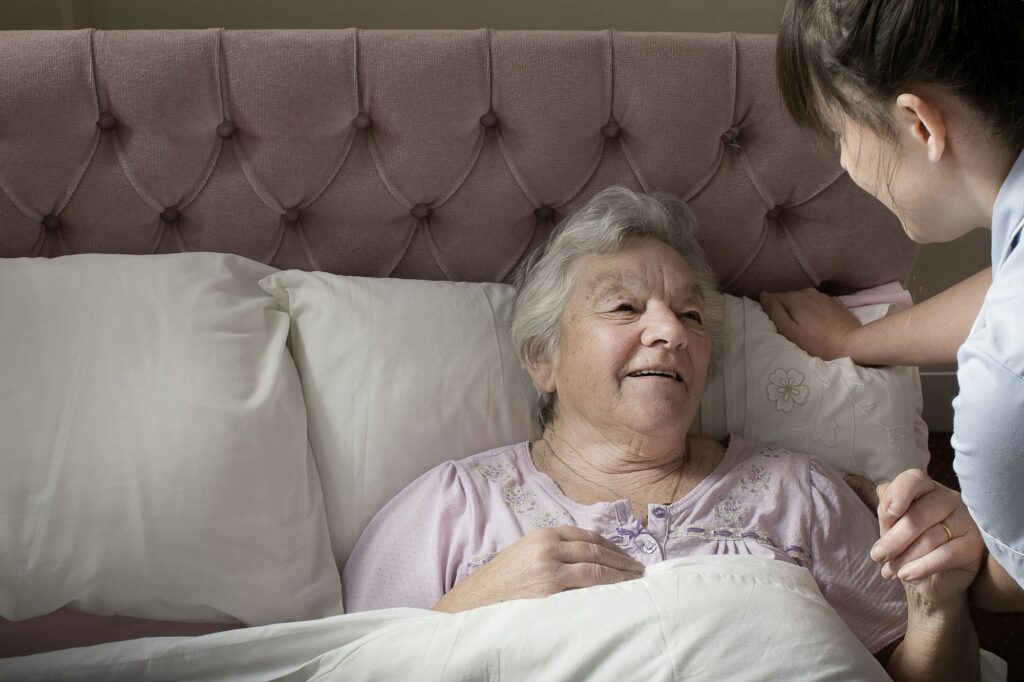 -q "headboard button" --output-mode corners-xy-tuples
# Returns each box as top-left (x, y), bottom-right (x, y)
(411, 204), (431, 220)
(41, 214), (61, 230)
(721, 126), (741, 148)
(601, 121), (621, 139)
(353, 113), (372, 130)
(766, 207), (783, 220)
(479, 111), (498, 128)
(216, 121), (237, 139)
(283, 208), (301, 224)
(96, 112), (117, 131)
(160, 207), (180, 223)
(534, 205), (554, 220)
